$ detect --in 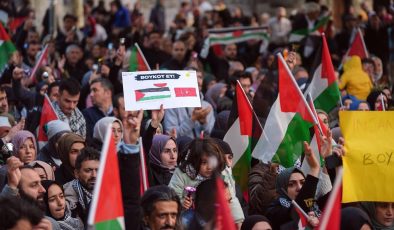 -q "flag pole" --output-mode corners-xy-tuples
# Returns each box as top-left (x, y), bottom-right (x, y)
(139, 137), (149, 192)
(380, 93), (386, 111)
(277, 53), (319, 126)
(134, 43), (152, 71)
(306, 93), (324, 136)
